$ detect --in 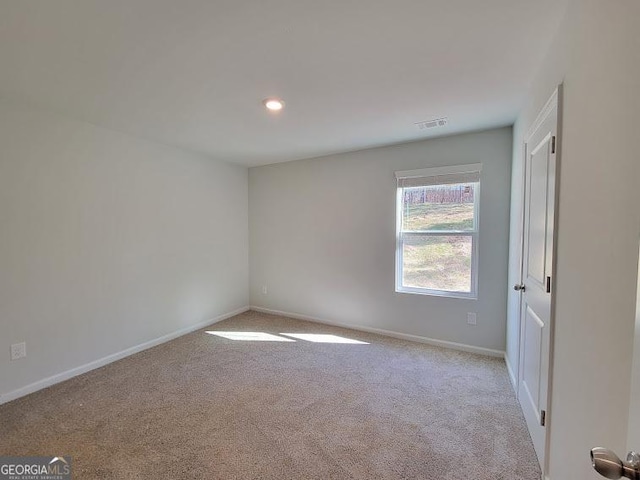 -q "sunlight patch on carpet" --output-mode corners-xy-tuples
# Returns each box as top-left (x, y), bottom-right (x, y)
(206, 331), (295, 342)
(280, 333), (369, 344)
